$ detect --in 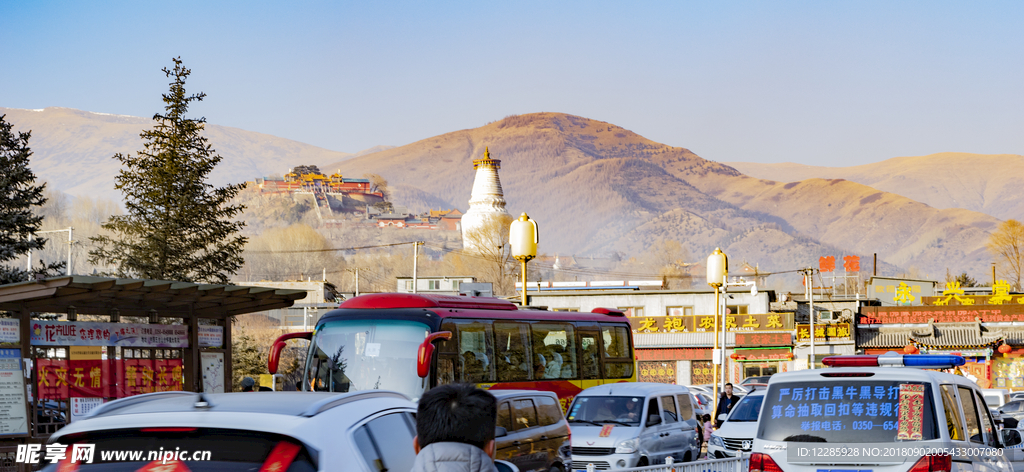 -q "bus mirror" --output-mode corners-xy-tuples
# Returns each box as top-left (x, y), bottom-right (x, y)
(268, 331), (313, 374)
(418, 331), (453, 378)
